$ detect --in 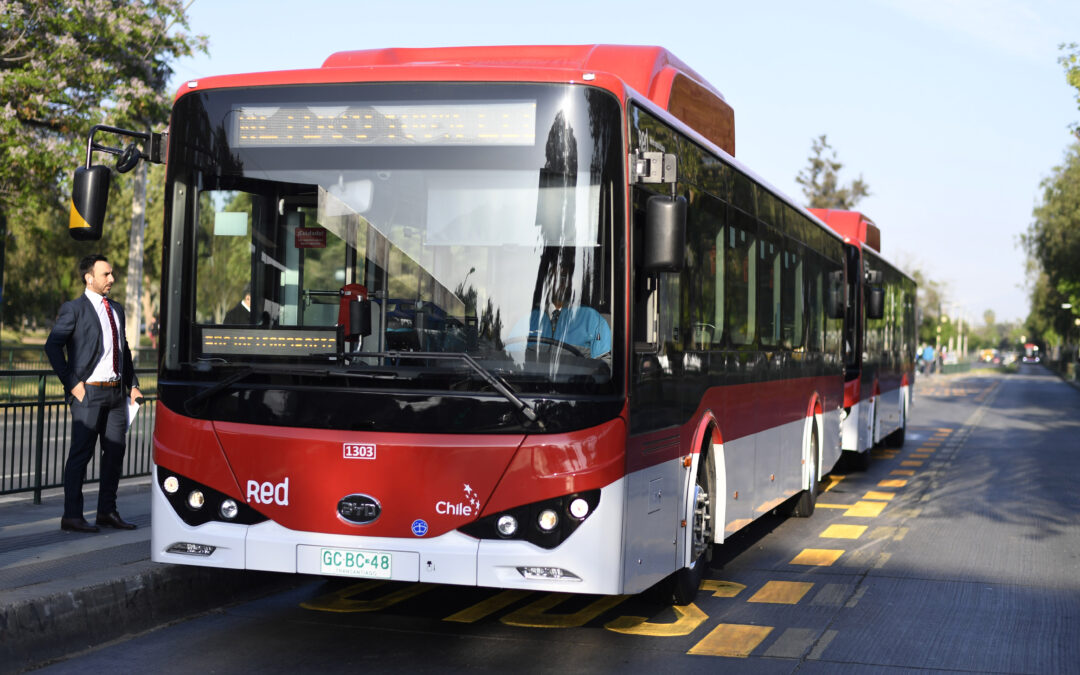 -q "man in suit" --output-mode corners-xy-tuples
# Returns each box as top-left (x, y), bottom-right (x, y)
(45, 254), (142, 533)
(223, 283), (251, 324)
